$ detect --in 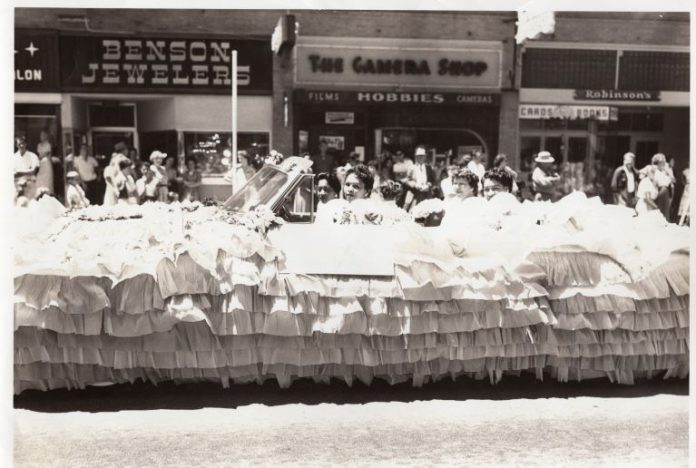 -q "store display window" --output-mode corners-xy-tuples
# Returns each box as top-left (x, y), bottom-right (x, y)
(183, 132), (269, 176)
